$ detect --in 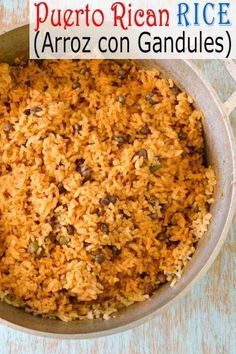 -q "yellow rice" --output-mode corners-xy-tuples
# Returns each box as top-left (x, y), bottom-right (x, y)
(0, 60), (216, 321)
